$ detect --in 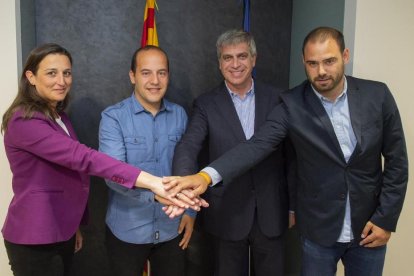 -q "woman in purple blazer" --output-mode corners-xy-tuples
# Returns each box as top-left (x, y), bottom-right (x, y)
(0, 43), (195, 276)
